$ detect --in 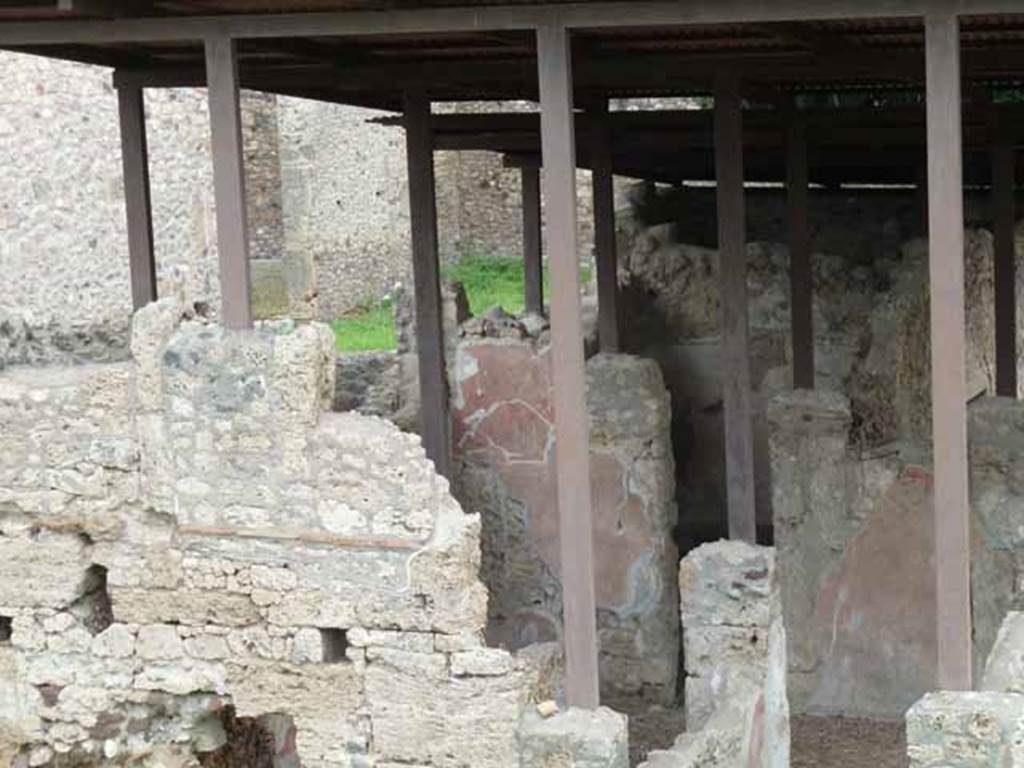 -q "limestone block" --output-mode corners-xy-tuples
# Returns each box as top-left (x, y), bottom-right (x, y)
(136, 625), (185, 660)
(982, 612), (1024, 694)
(366, 648), (524, 767)
(519, 706), (629, 768)
(586, 353), (673, 448)
(0, 648), (44, 752)
(0, 531), (94, 610)
(906, 691), (1024, 767)
(639, 727), (744, 768)
(679, 540), (776, 629)
(228, 661), (369, 767)
(450, 647), (514, 677)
